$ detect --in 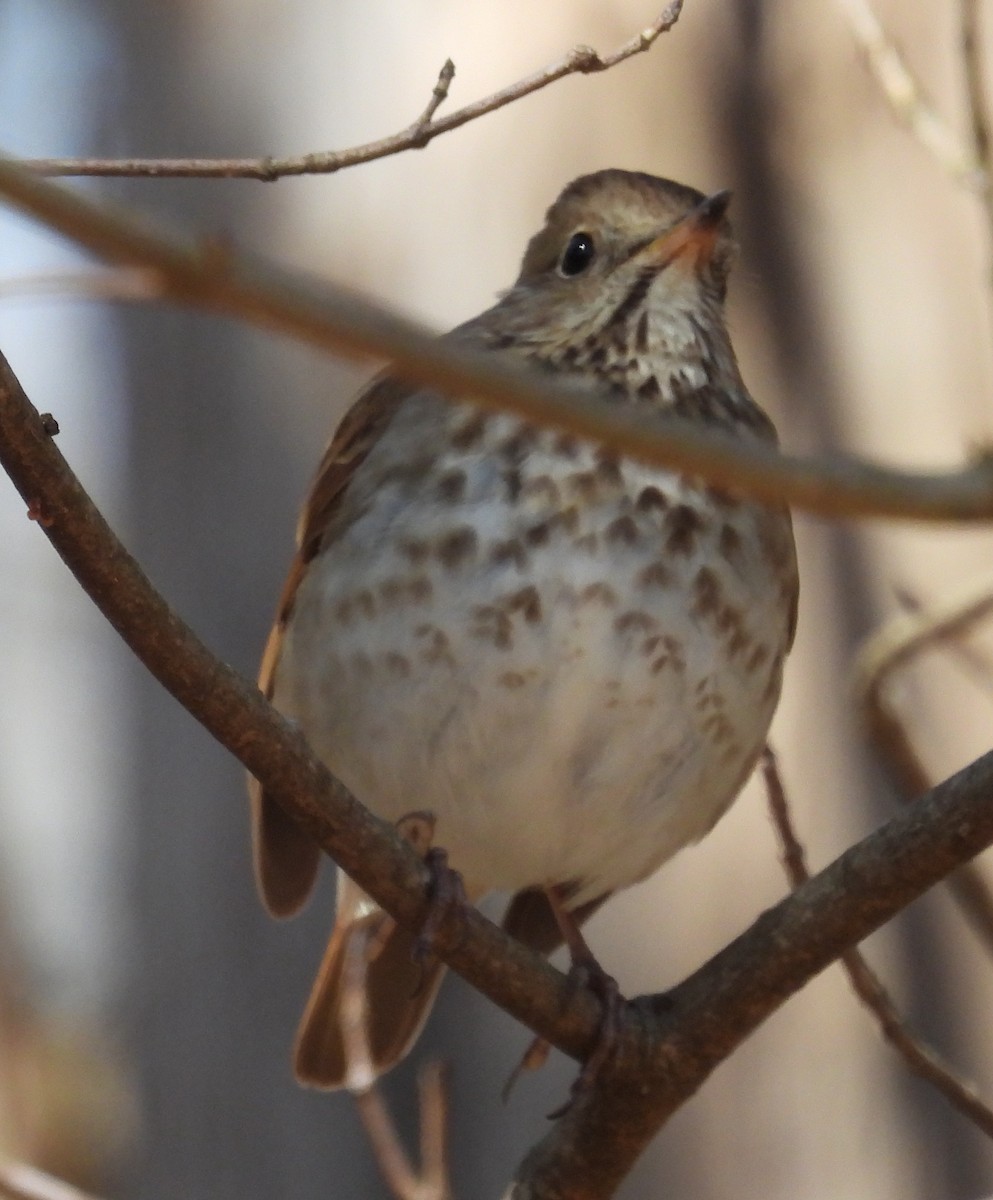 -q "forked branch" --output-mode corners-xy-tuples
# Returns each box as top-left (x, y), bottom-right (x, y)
(16, 5), (683, 181)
